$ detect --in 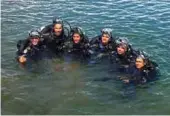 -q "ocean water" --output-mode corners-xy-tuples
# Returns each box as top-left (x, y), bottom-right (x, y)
(1, 0), (170, 115)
